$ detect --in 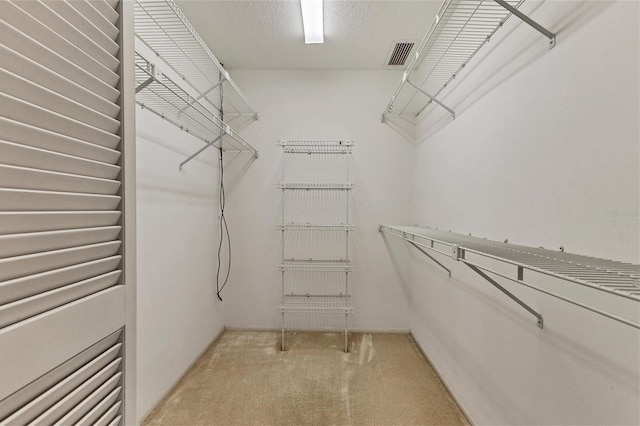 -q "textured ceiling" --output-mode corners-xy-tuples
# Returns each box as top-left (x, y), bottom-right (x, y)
(174, 0), (441, 70)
